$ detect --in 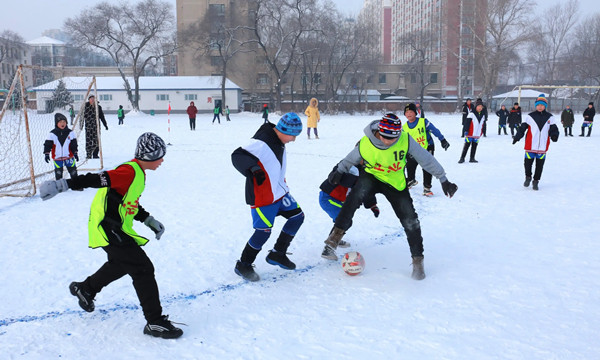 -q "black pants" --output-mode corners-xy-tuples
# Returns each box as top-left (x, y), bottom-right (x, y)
(83, 243), (162, 322)
(405, 144), (434, 188)
(509, 123), (518, 136)
(85, 126), (100, 158)
(189, 118), (196, 130)
(498, 125), (508, 135)
(524, 157), (545, 181)
(334, 171), (424, 257)
(55, 164), (78, 180)
(564, 126), (572, 136)
(212, 114), (220, 124)
(118, 117), (124, 125)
